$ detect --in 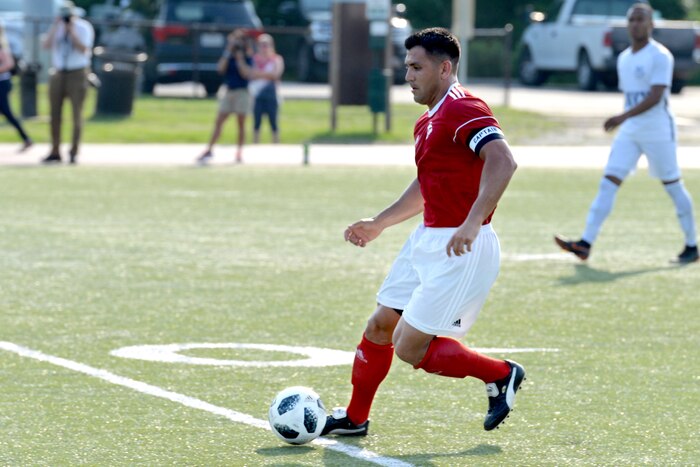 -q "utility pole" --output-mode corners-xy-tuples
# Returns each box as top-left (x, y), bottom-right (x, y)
(451, 0), (475, 84)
